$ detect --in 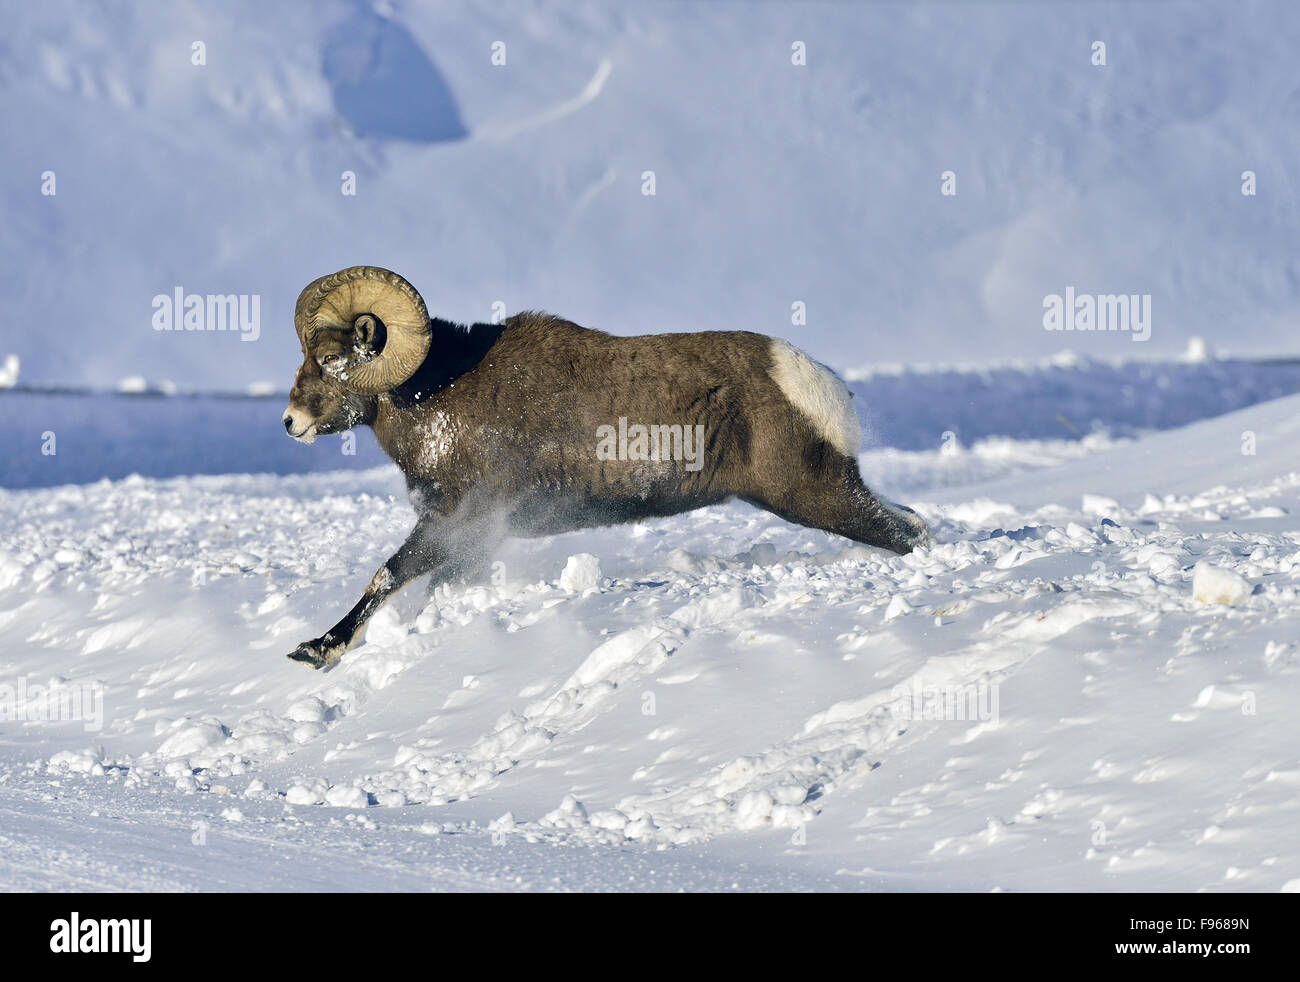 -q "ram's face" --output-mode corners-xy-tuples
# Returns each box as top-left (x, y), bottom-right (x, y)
(282, 351), (364, 444)
(286, 266), (432, 444)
